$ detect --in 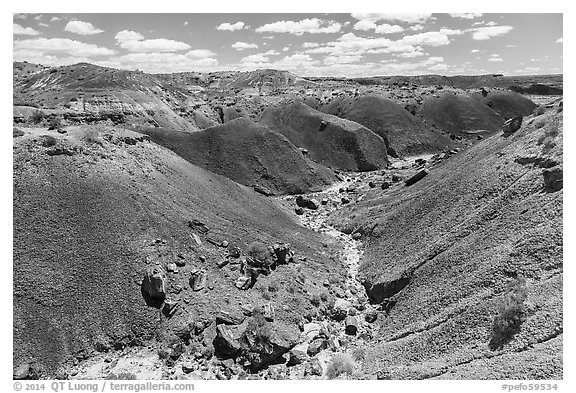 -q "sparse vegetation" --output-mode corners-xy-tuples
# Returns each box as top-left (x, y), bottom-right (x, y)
(31, 109), (44, 124)
(326, 353), (355, 379)
(80, 127), (103, 146)
(534, 117), (547, 129)
(537, 116), (560, 150)
(533, 105), (546, 116)
(489, 276), (528, 350)
(48, 116), (64, 132)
